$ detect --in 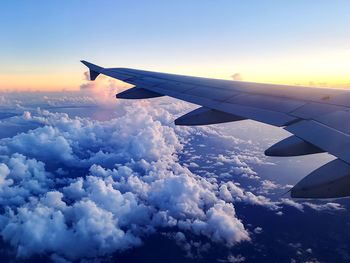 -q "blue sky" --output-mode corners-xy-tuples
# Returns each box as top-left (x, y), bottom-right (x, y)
(1, 0), (349, 90)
